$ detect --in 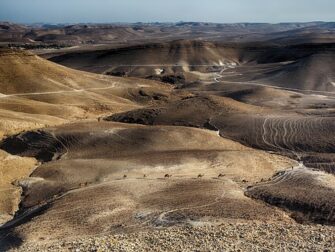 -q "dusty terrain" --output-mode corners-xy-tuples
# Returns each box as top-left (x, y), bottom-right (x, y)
(0, 48), (175, 138)
(10, 222), (335, 252)
(0, 48), (176, 228)
(47, 41), (335, 93)
(0, 22), (335, 251)
(0, 151), (36, 225)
